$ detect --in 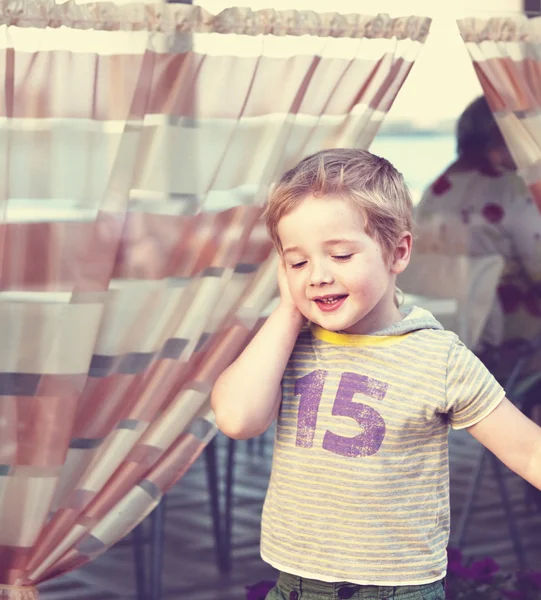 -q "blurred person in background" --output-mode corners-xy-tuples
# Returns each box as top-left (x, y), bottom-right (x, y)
(417, 96), (541, 507)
